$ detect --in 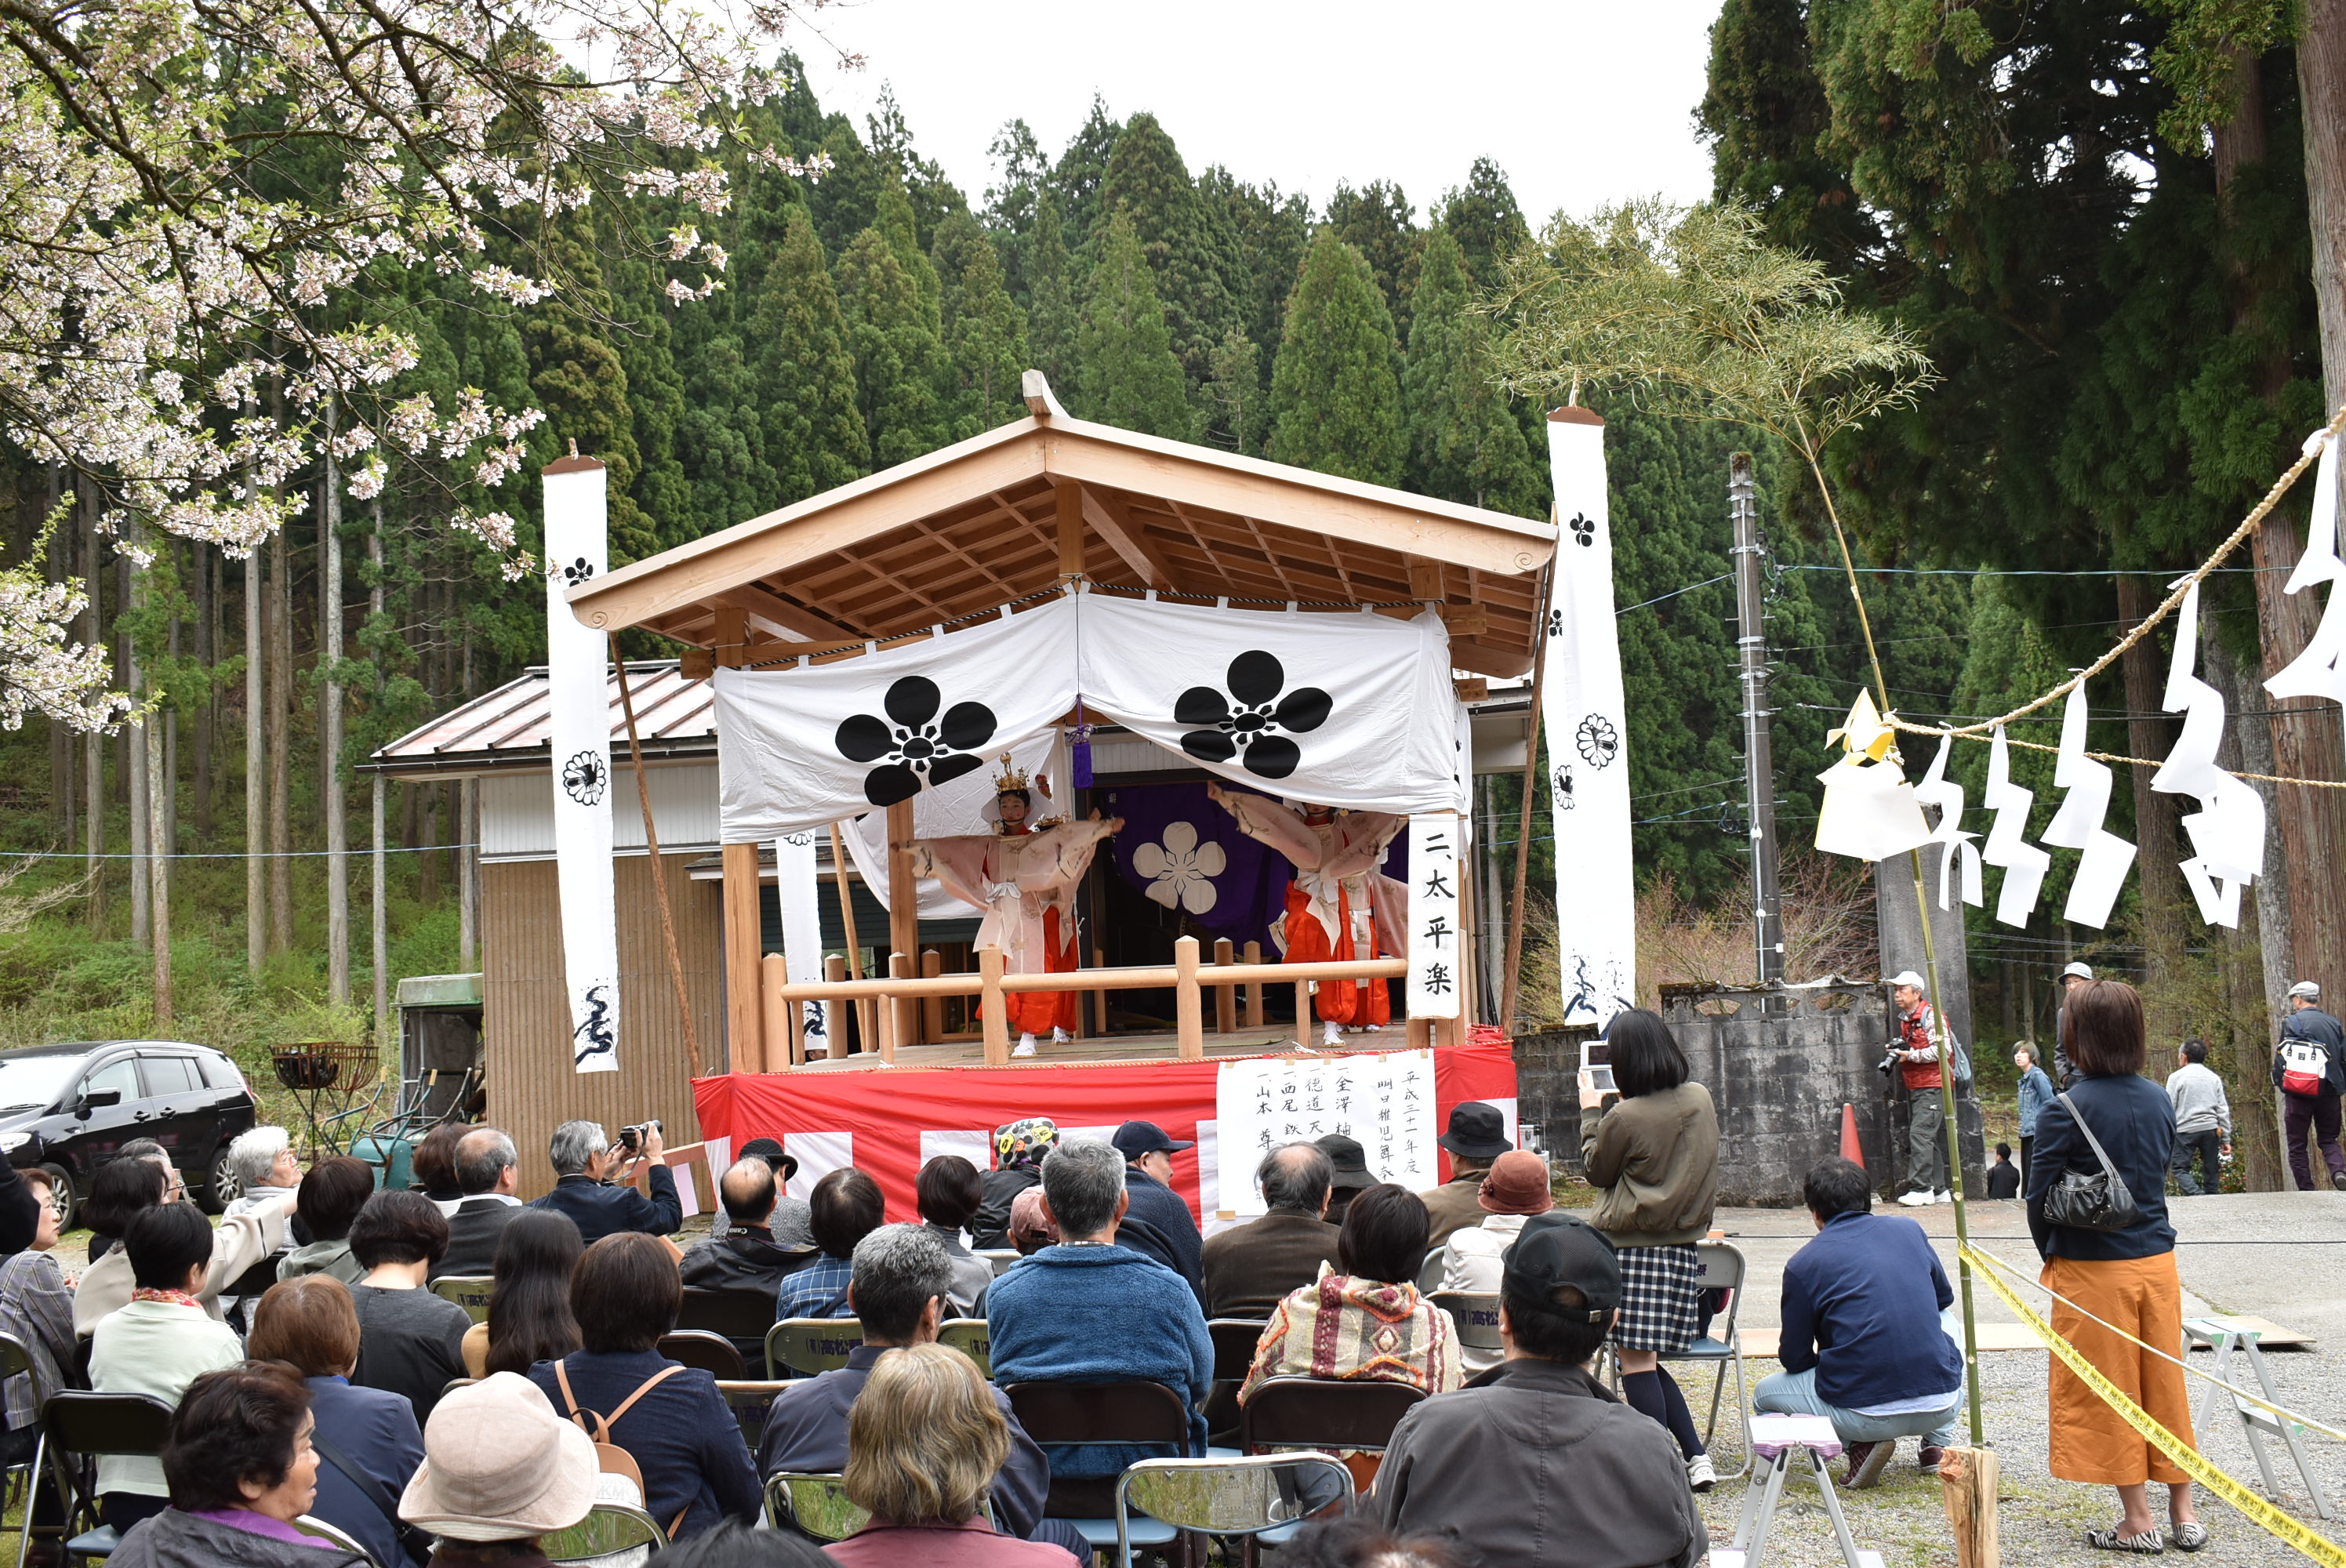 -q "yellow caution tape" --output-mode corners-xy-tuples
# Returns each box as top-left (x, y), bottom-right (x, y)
(1959, 1243), (2346, 1568)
